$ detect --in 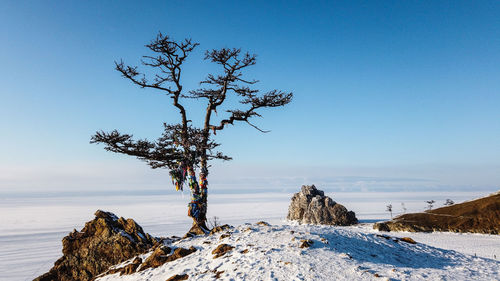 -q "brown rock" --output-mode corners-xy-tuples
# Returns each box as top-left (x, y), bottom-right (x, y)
(34, 210), (156, 281)
(167, 247), (197, 262)
(256, 221), (270, 226)
(214, 270), (225, 279)
(299, 239), (313, 248)
(287, 185), (358, 226)
(140, 246), (196, 271)
(373, 222), (391, 232)
(209, 224), (232, 235)
(139, 246), (172, 271)
(166, 274), (189, 281)
(376, 234), (417, 244)
(185, 224), (208, 237)
(399, 237), (417, 244)
(212, 244), (234, 258)
(108, 257), (143, 276)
